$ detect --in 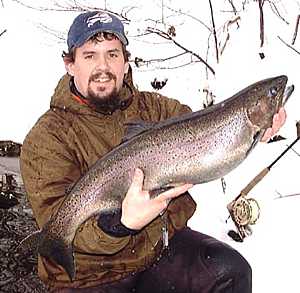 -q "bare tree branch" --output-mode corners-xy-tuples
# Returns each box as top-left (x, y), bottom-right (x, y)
(121, 6), (139, 21)
(161, 0), (164, 24)
(219, 16), (241, 55)
(155, 61), (200, 70)
(242, 0), (248, 10)
(11, 0), (81, 11)
(274, 190), (300, 200)
(277, 35), (300, 55)
(227, 0), (237, 15)
(289, 146), (300, 157)
(133, 52), (188, 67)
(164, 5), (211, 32)
(11, 0), (131, 23)
(220, 34), (230, 56)
(258, 0), (265, 47)
(146, 27), (215, 75)
(208, 0), (219, 63)
(205, 35), (212, 79)
(35, 23), (66, 43)
(292, 15), (300, 45)
(0, 29), (7, 38)
(136, 59), (202, 71)
(266, 0), (289, 25)
(221, 177), (226, 194)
